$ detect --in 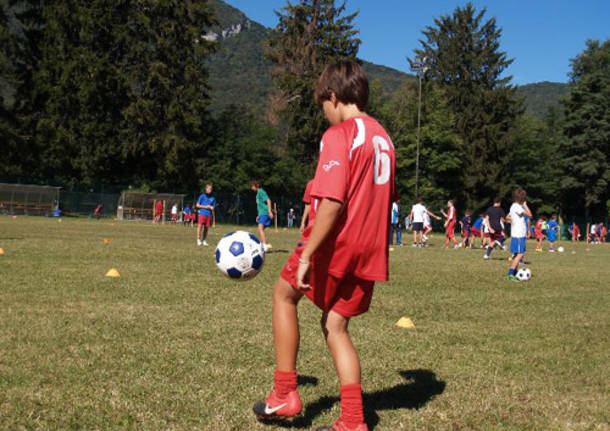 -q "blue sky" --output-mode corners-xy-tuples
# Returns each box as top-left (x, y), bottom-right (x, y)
(224, 0), (609, 85)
